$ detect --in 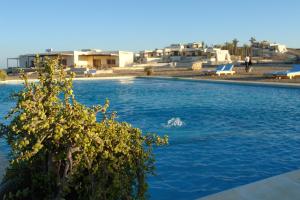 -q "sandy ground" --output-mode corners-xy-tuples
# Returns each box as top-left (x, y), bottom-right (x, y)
(155, 65), (300, 83)
(3, 64), (300, 84)
(168, 65), (300, 83)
